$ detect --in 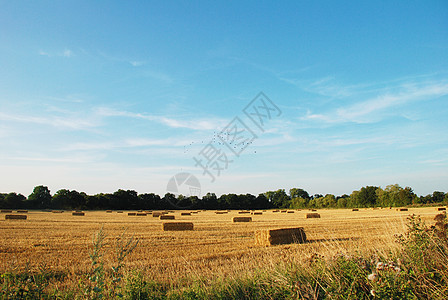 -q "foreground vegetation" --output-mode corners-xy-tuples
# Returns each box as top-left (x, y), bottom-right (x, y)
(1, 212), (447, 299)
